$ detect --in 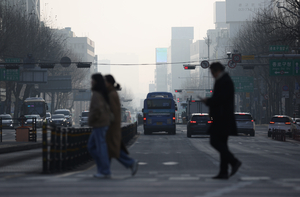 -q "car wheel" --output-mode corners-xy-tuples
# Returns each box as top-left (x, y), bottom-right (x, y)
(250, 132), (255, 137)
